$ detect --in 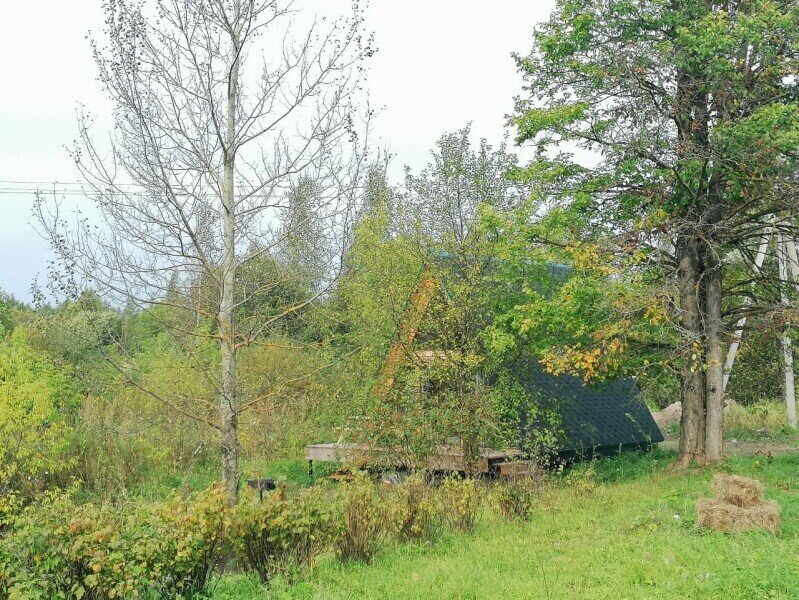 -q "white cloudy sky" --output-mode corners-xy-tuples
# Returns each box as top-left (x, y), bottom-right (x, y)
(0, 0), (556, 301)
